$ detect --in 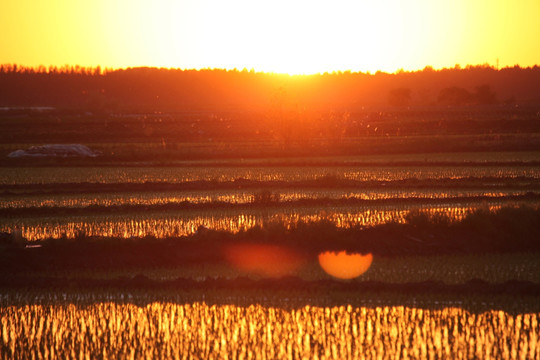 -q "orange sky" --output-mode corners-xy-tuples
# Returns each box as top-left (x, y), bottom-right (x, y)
(1, 0), (539, 74)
